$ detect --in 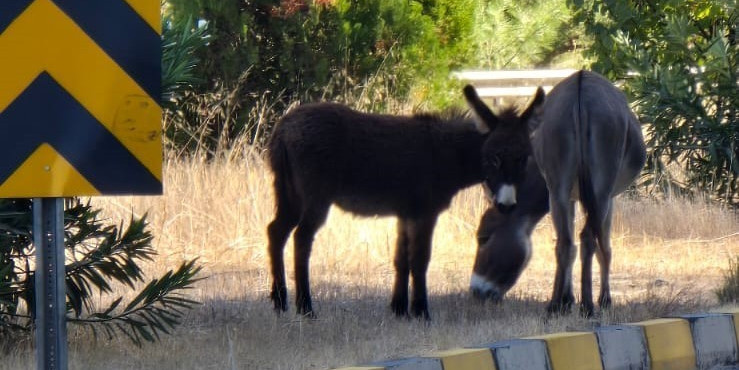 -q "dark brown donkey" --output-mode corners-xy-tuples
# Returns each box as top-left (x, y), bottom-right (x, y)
(474, 70), (646, 316)
(266, 86), (544, 318)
